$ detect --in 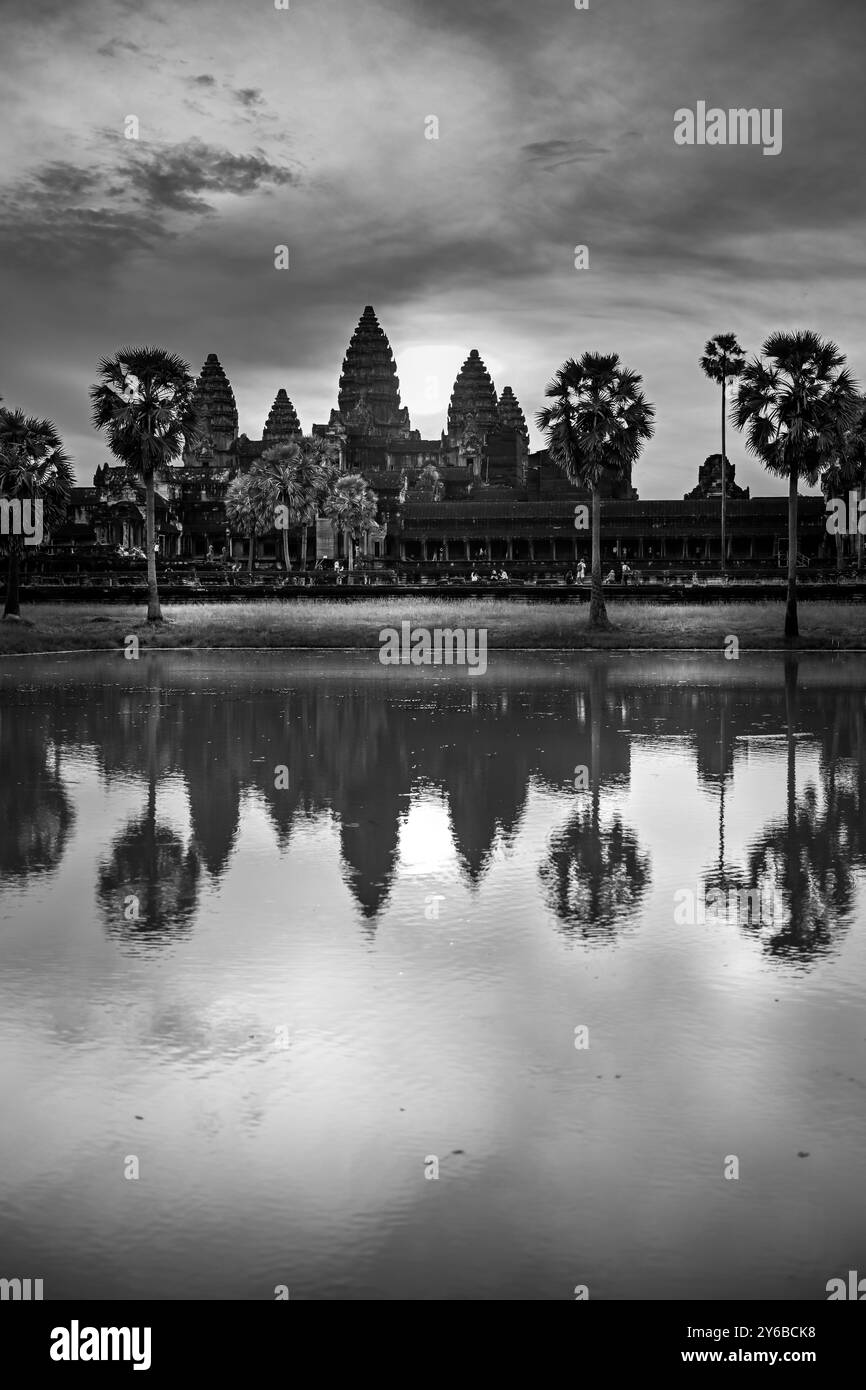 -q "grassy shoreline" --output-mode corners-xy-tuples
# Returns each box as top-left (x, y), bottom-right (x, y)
(0, 599), (864, 656)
